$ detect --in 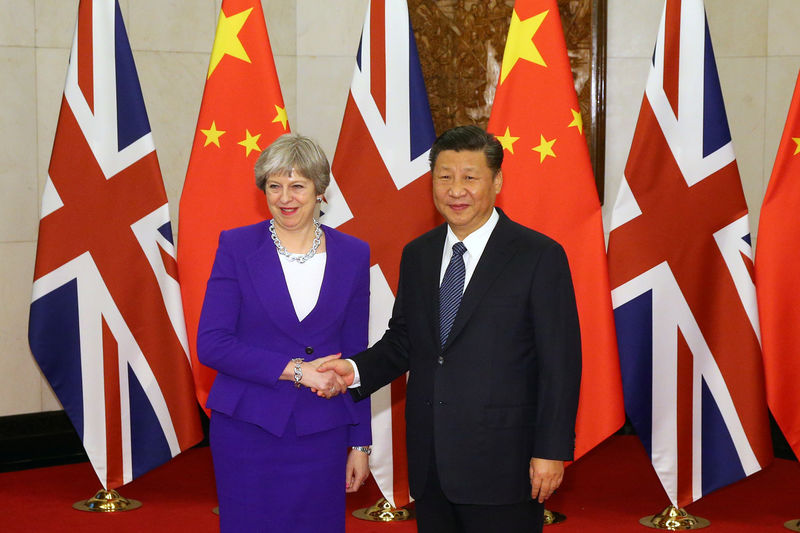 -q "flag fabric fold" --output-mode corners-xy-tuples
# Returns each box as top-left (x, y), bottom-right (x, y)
(29, 0), (202, 490)
(322, 0), (439, 508)
(487, 0), (625, 461)
(178, 0), (290, 411)
(755, 69), (800, 460)
(606, 0), (772, 508)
